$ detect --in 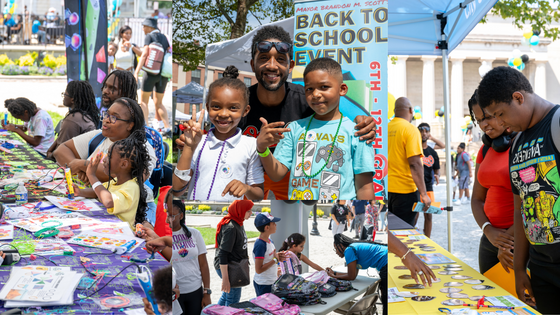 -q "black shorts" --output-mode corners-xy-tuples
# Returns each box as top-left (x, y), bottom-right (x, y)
(141, 72), (169, 93)
(388, 191), (419, 226)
